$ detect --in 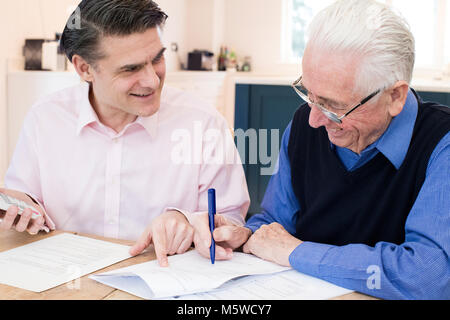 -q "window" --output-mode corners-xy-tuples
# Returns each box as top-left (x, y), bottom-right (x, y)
(281, 0), (334, 63)
(282, 0), (450, 74)
(388, 0), (436, 68)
